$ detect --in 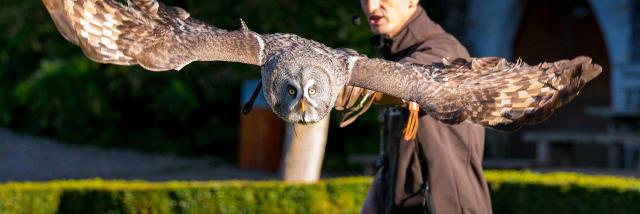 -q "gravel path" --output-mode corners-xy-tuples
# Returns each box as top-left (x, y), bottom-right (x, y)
(0, 128), (276, 182)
